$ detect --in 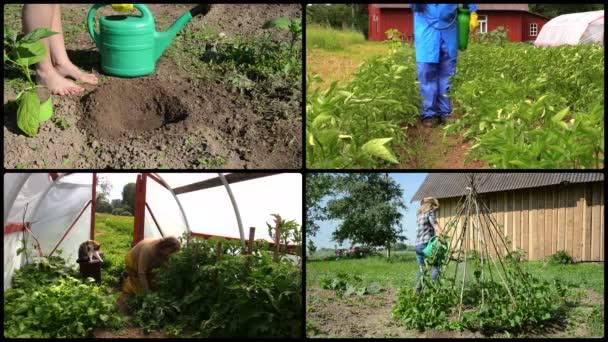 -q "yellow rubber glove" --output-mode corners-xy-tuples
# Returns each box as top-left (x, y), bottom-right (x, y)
(112, 4), (134, 12)
(469, 11), (479, 32)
